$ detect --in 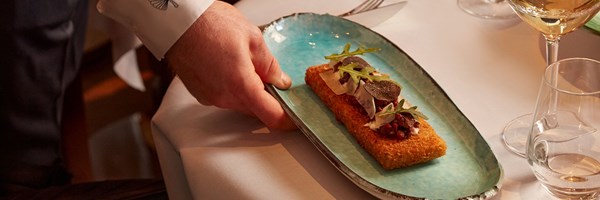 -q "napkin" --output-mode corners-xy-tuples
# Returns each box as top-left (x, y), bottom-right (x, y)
(113, 48), (145, 92)
(87, 1), (146, 91)
(109, 23), (145, 92)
